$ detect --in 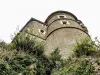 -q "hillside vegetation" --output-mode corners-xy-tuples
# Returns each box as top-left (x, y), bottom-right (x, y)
(0, 34), (100, 75)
